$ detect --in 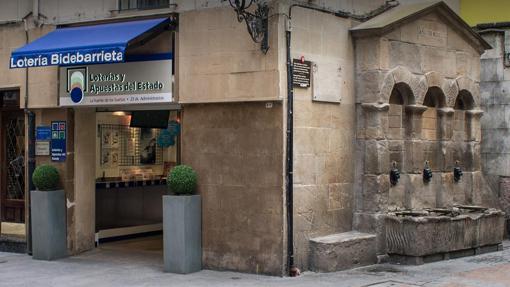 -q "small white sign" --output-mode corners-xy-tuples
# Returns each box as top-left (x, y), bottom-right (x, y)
(312, 60), (342, 103)
(35, 141), (50, 156)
